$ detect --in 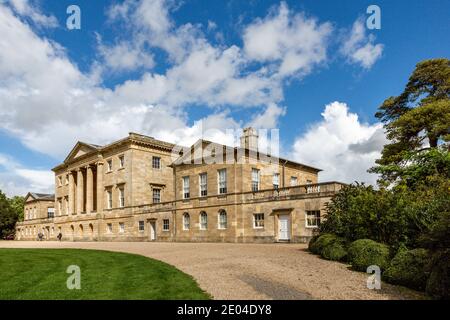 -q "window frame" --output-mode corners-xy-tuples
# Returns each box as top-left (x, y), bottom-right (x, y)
(106, 189), (113, 209)
(118, 186), (125, 208)
(119, 222), (125, 233)
(118, 155), (124, 168)
(163, 219), (170, 231)
(152, 188), (161, 204)
(199, 173), (207, 197)
(218, 210), (227, 229)
(182, 176), (190, 199)
(253, 213), (264, 229)
(273, 173), (280, 189)
(152, 156), (161, 169)
(251, 168), (260, 192)
(138, 221), (145, 232)
(106, 223), (113, 234)
(290, 176), (298, 186)
(305, 210), (321, 228)
(218, 169), (227, 194)
(199, 212), (208, 230)
(183, 213), (190, 230)
(107, 159), (113, 172)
